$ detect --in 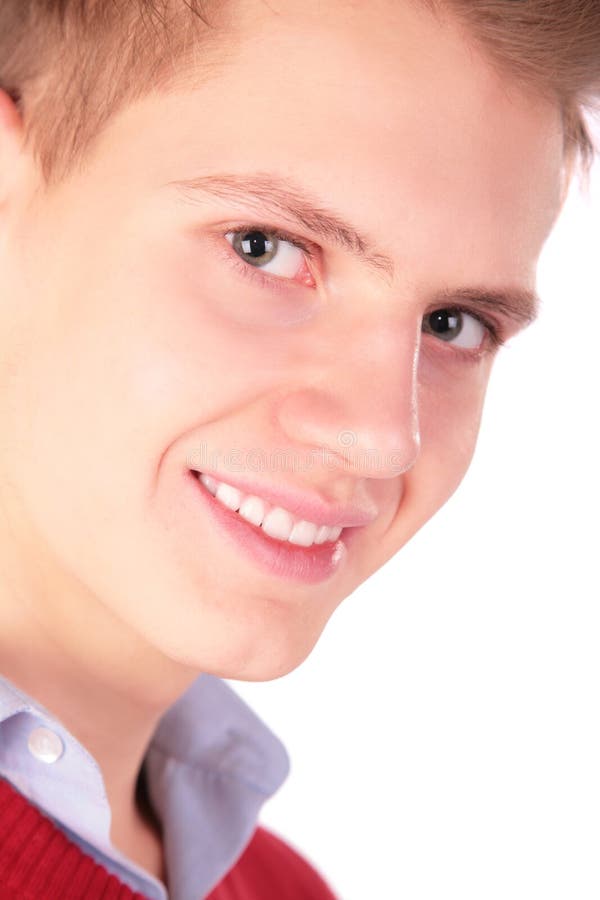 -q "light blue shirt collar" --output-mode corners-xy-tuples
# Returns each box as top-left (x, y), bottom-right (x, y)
(0, 672), (290, 900)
